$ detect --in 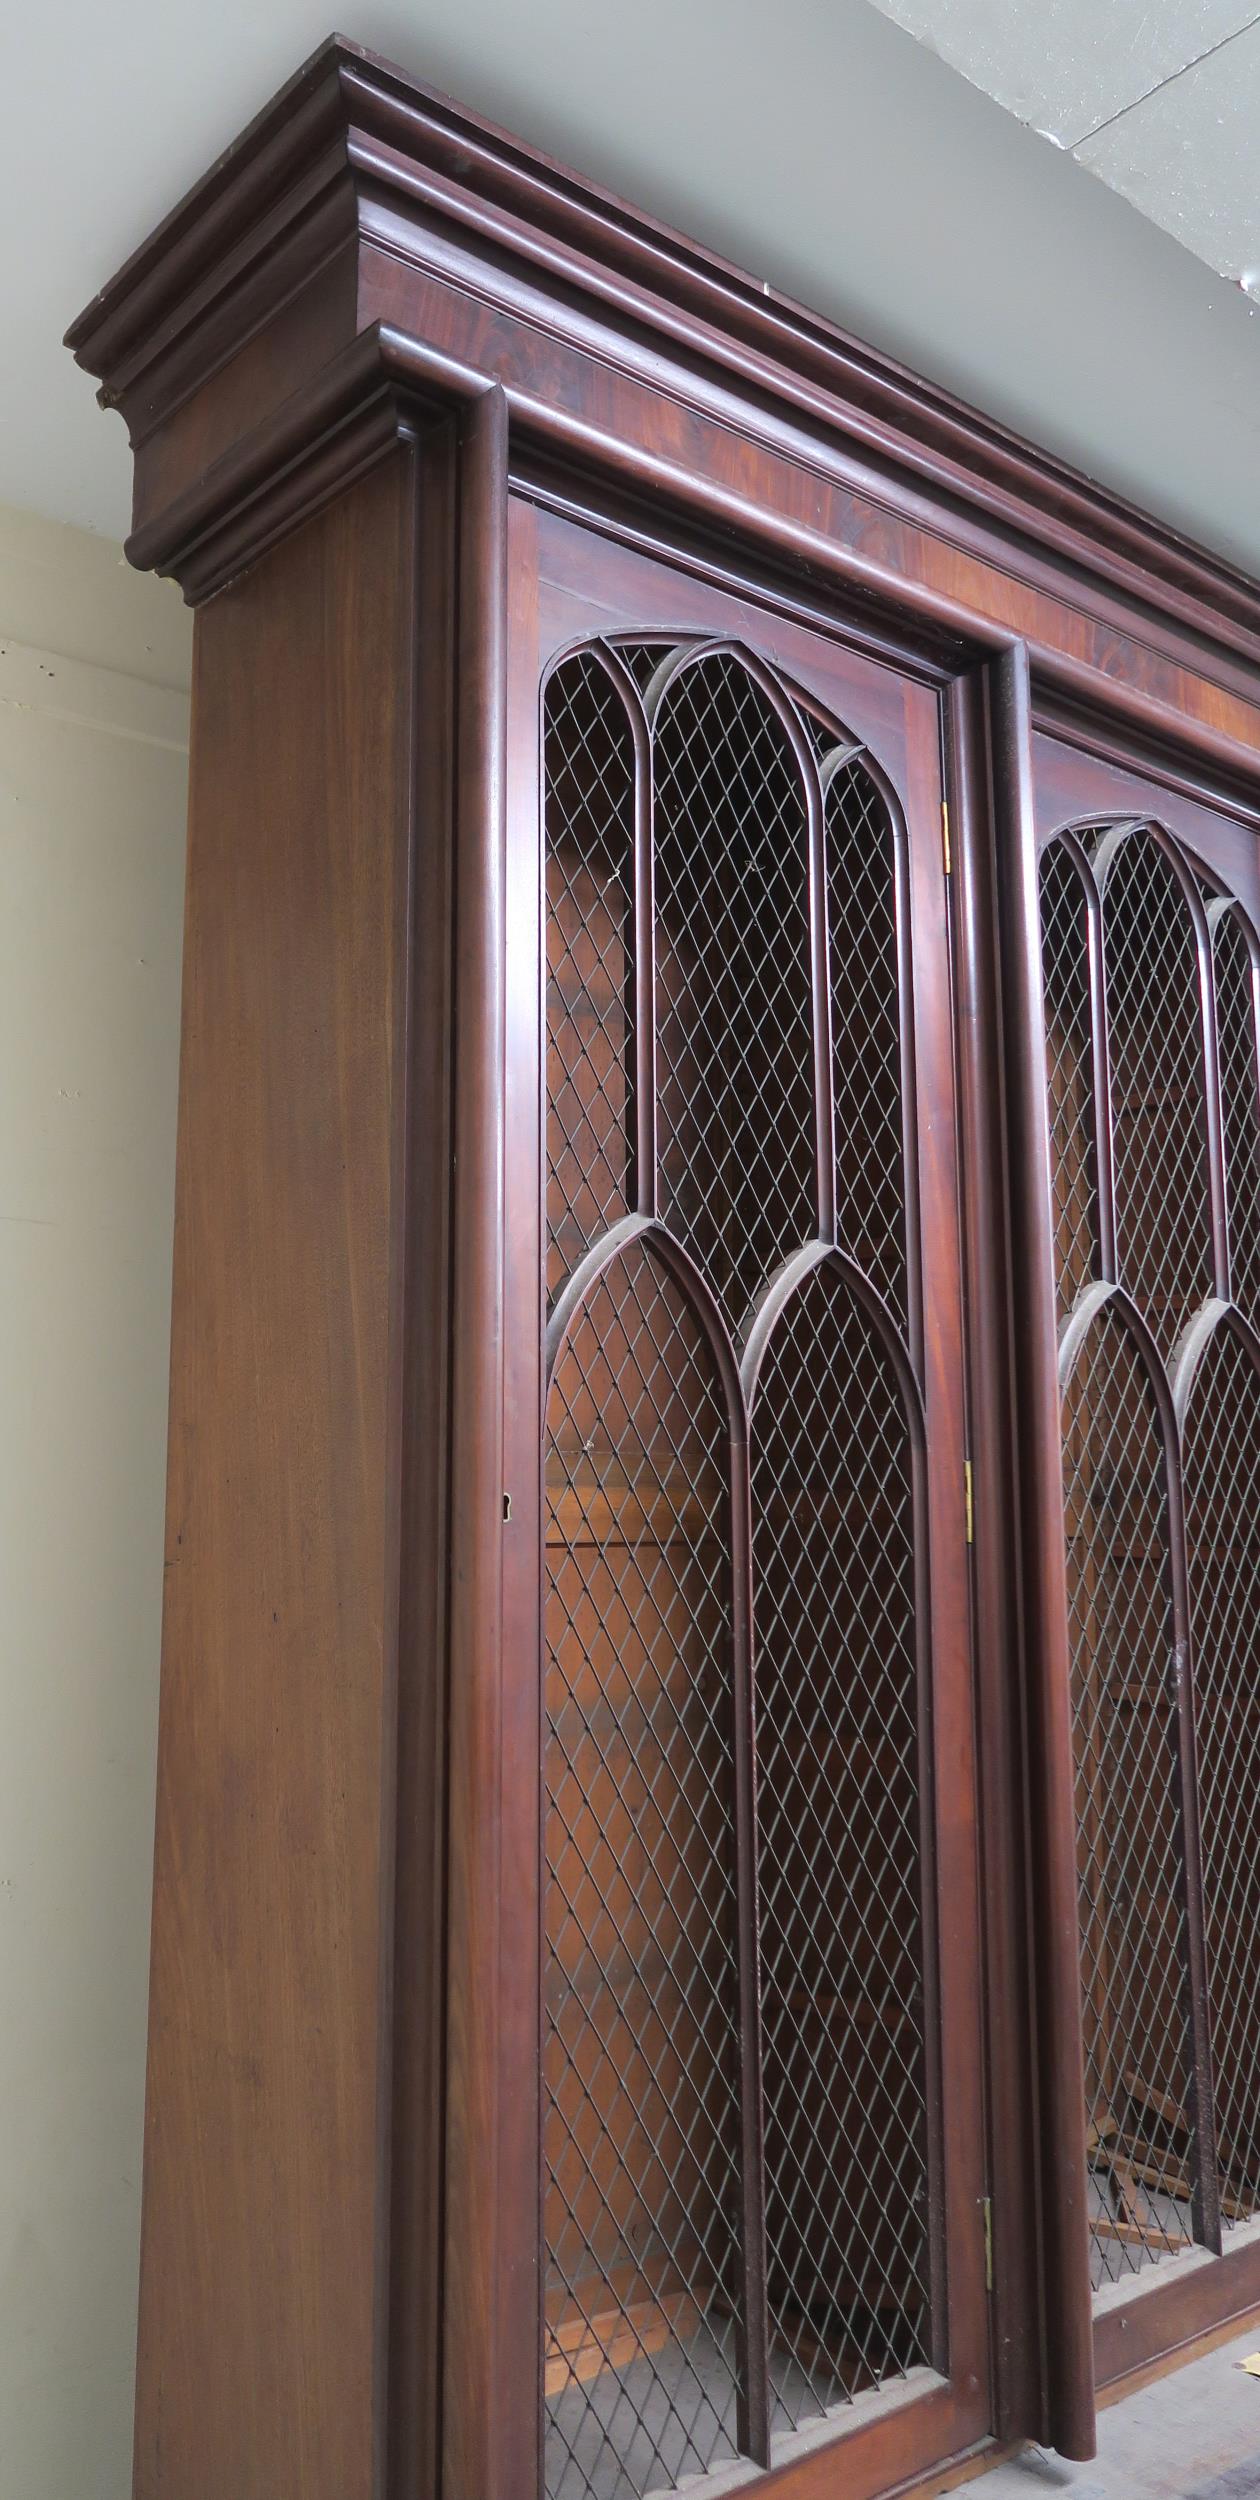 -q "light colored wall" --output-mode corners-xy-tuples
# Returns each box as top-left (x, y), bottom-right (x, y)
(0, 504), (190, 2500)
